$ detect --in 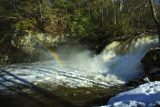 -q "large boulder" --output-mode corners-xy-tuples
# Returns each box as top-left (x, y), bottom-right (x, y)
(141, 48), (160, 81)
